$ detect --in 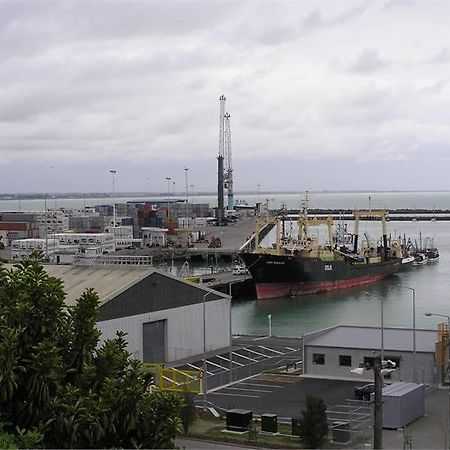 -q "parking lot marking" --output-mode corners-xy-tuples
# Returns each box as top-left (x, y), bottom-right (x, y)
(285, 346), (299, 351)
(187, 363), (201, 371)
(239, 382), (284, 388)
(224, 387), (273, 393)
(216, 354), (244, 367)
(253, 336), (269, 341)
(258, 345), (284, 355)
(206, 359), (228, 371)
(243, 347), (268, 358)
(209, 392), (259, 399)
(232, 351), (257, 362)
